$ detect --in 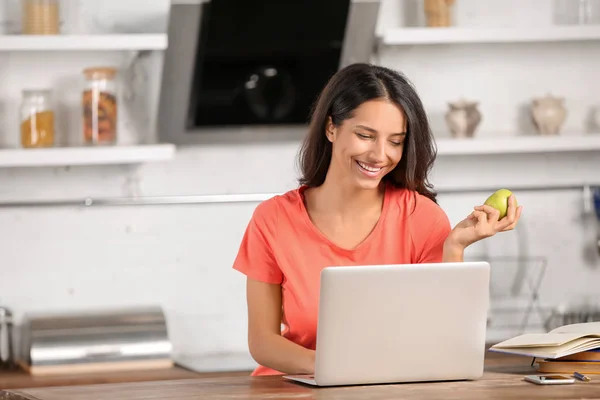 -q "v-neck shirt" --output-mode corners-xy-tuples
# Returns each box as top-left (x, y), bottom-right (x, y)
(232, 184), (451, 376)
